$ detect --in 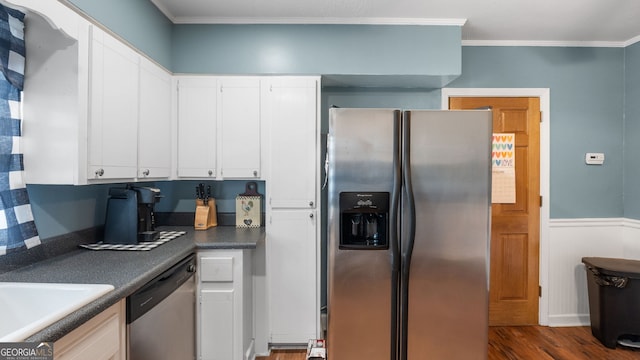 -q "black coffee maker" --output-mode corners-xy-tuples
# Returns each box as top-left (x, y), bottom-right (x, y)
(103, 185), (162, 244)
